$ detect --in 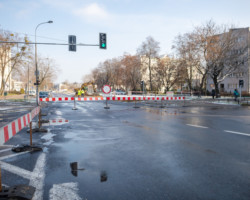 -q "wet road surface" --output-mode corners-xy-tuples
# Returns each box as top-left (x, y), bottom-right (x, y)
(2, 100), (250, 200)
